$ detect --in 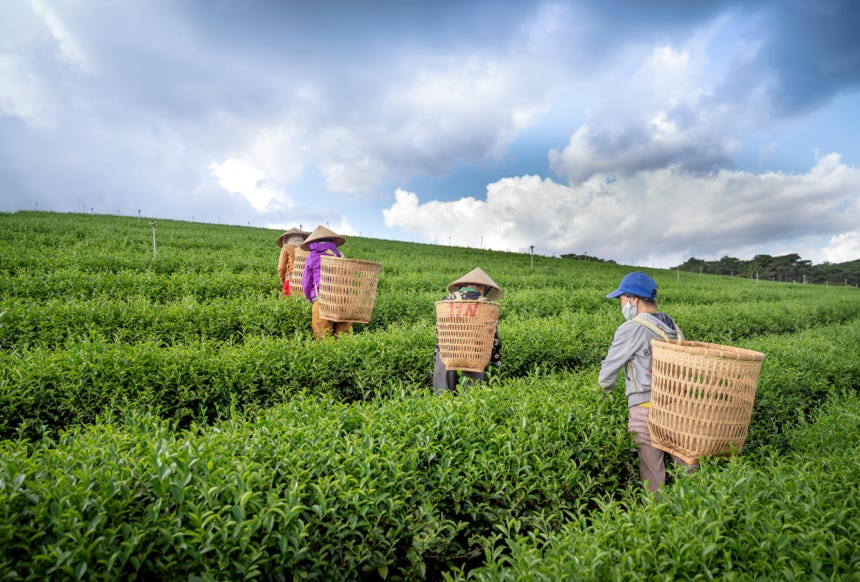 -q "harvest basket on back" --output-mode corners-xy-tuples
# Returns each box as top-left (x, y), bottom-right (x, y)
(648, 340), (766, 465)
(289, 249), (308, 297)
(317, 256), (382, 323)
(435, 300), (499, 373)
